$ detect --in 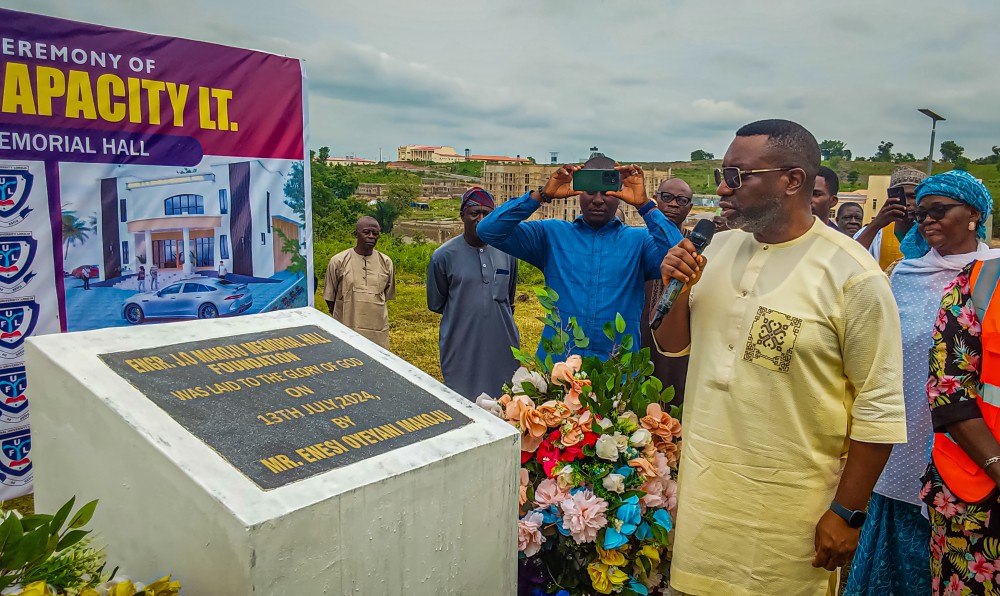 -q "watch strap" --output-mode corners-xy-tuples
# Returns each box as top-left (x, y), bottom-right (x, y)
(637, 201), (657, 216)
(536, 186), (554, 204)
(830, 500), (865, 528)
